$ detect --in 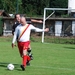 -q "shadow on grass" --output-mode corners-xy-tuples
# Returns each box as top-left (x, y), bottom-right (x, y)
(0, 62), (22, 71)
(64, 47), (75, 50)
